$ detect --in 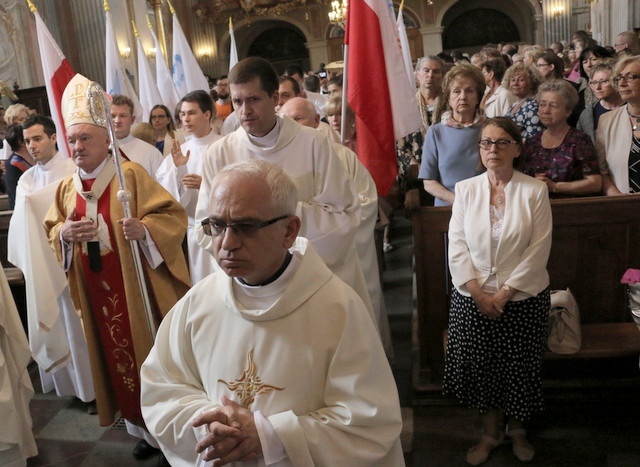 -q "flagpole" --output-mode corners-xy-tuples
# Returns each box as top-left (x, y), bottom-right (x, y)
(340, 43), (349, 144)
(149, 0), (169, 64)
